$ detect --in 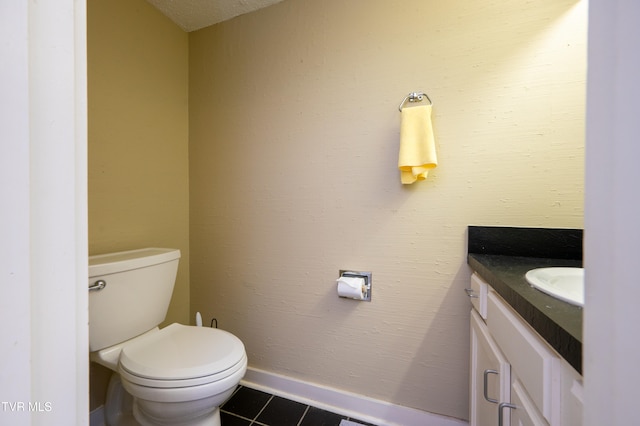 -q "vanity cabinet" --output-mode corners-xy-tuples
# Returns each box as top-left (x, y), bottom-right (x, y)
(468, 273), (583, 426)
(470, 309), (510, 425)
